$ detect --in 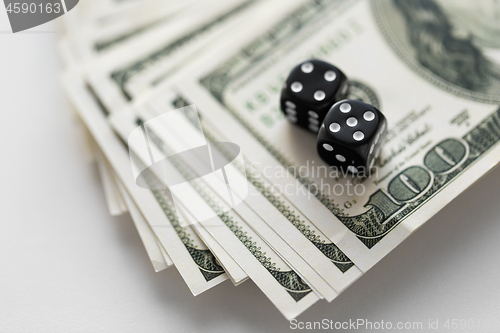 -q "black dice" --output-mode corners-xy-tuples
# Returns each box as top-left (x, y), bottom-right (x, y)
(317, 99), (387, 173)
(280, 59), (349, 133)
